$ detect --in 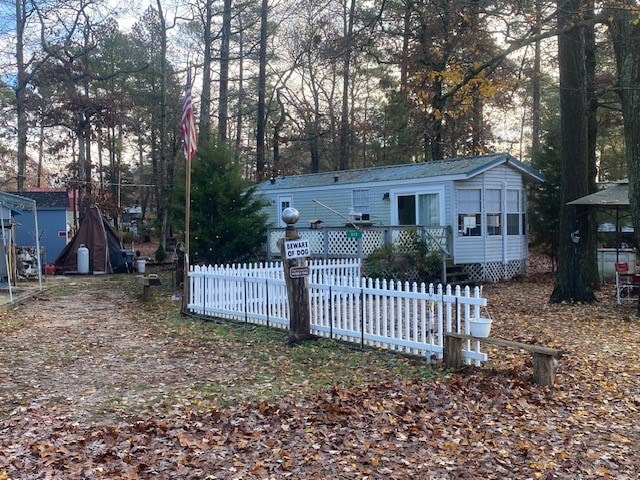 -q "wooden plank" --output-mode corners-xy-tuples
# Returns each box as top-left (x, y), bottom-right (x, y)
(444, 332), (563, 356)
(444, 332), (563, 387)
